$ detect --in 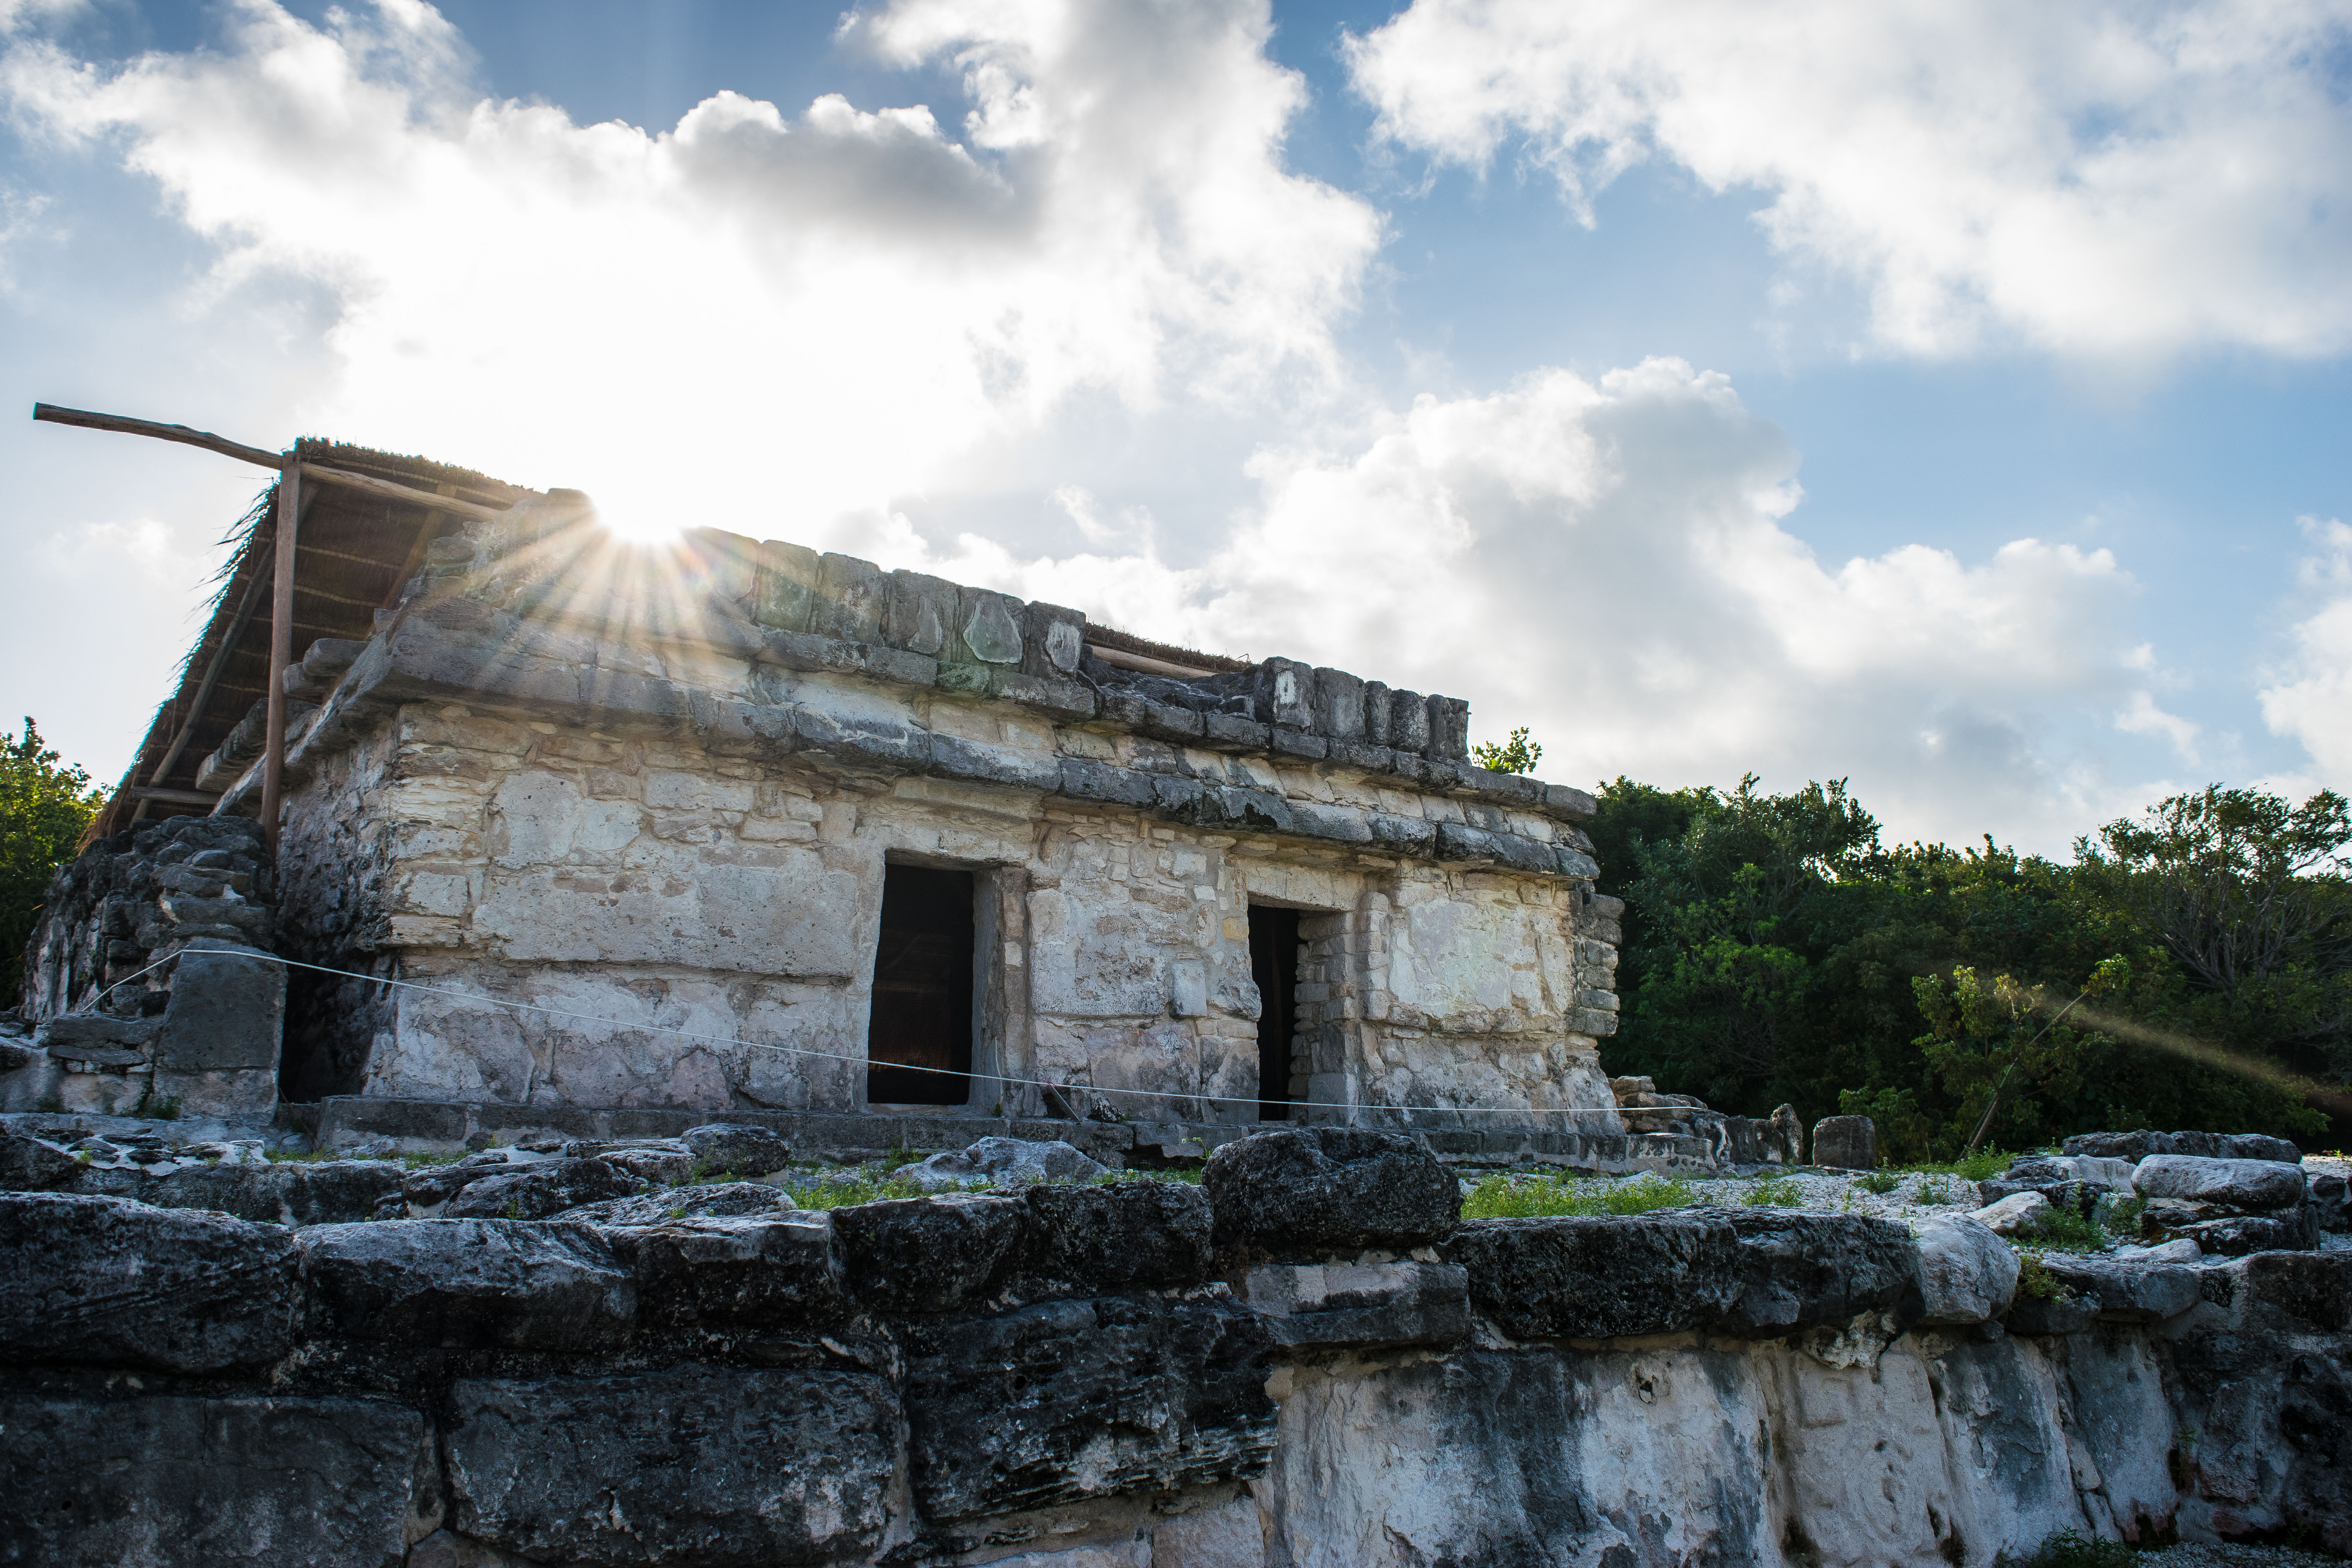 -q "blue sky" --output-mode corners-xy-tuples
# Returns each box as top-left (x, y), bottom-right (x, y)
(3, 0), (2347, 853)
